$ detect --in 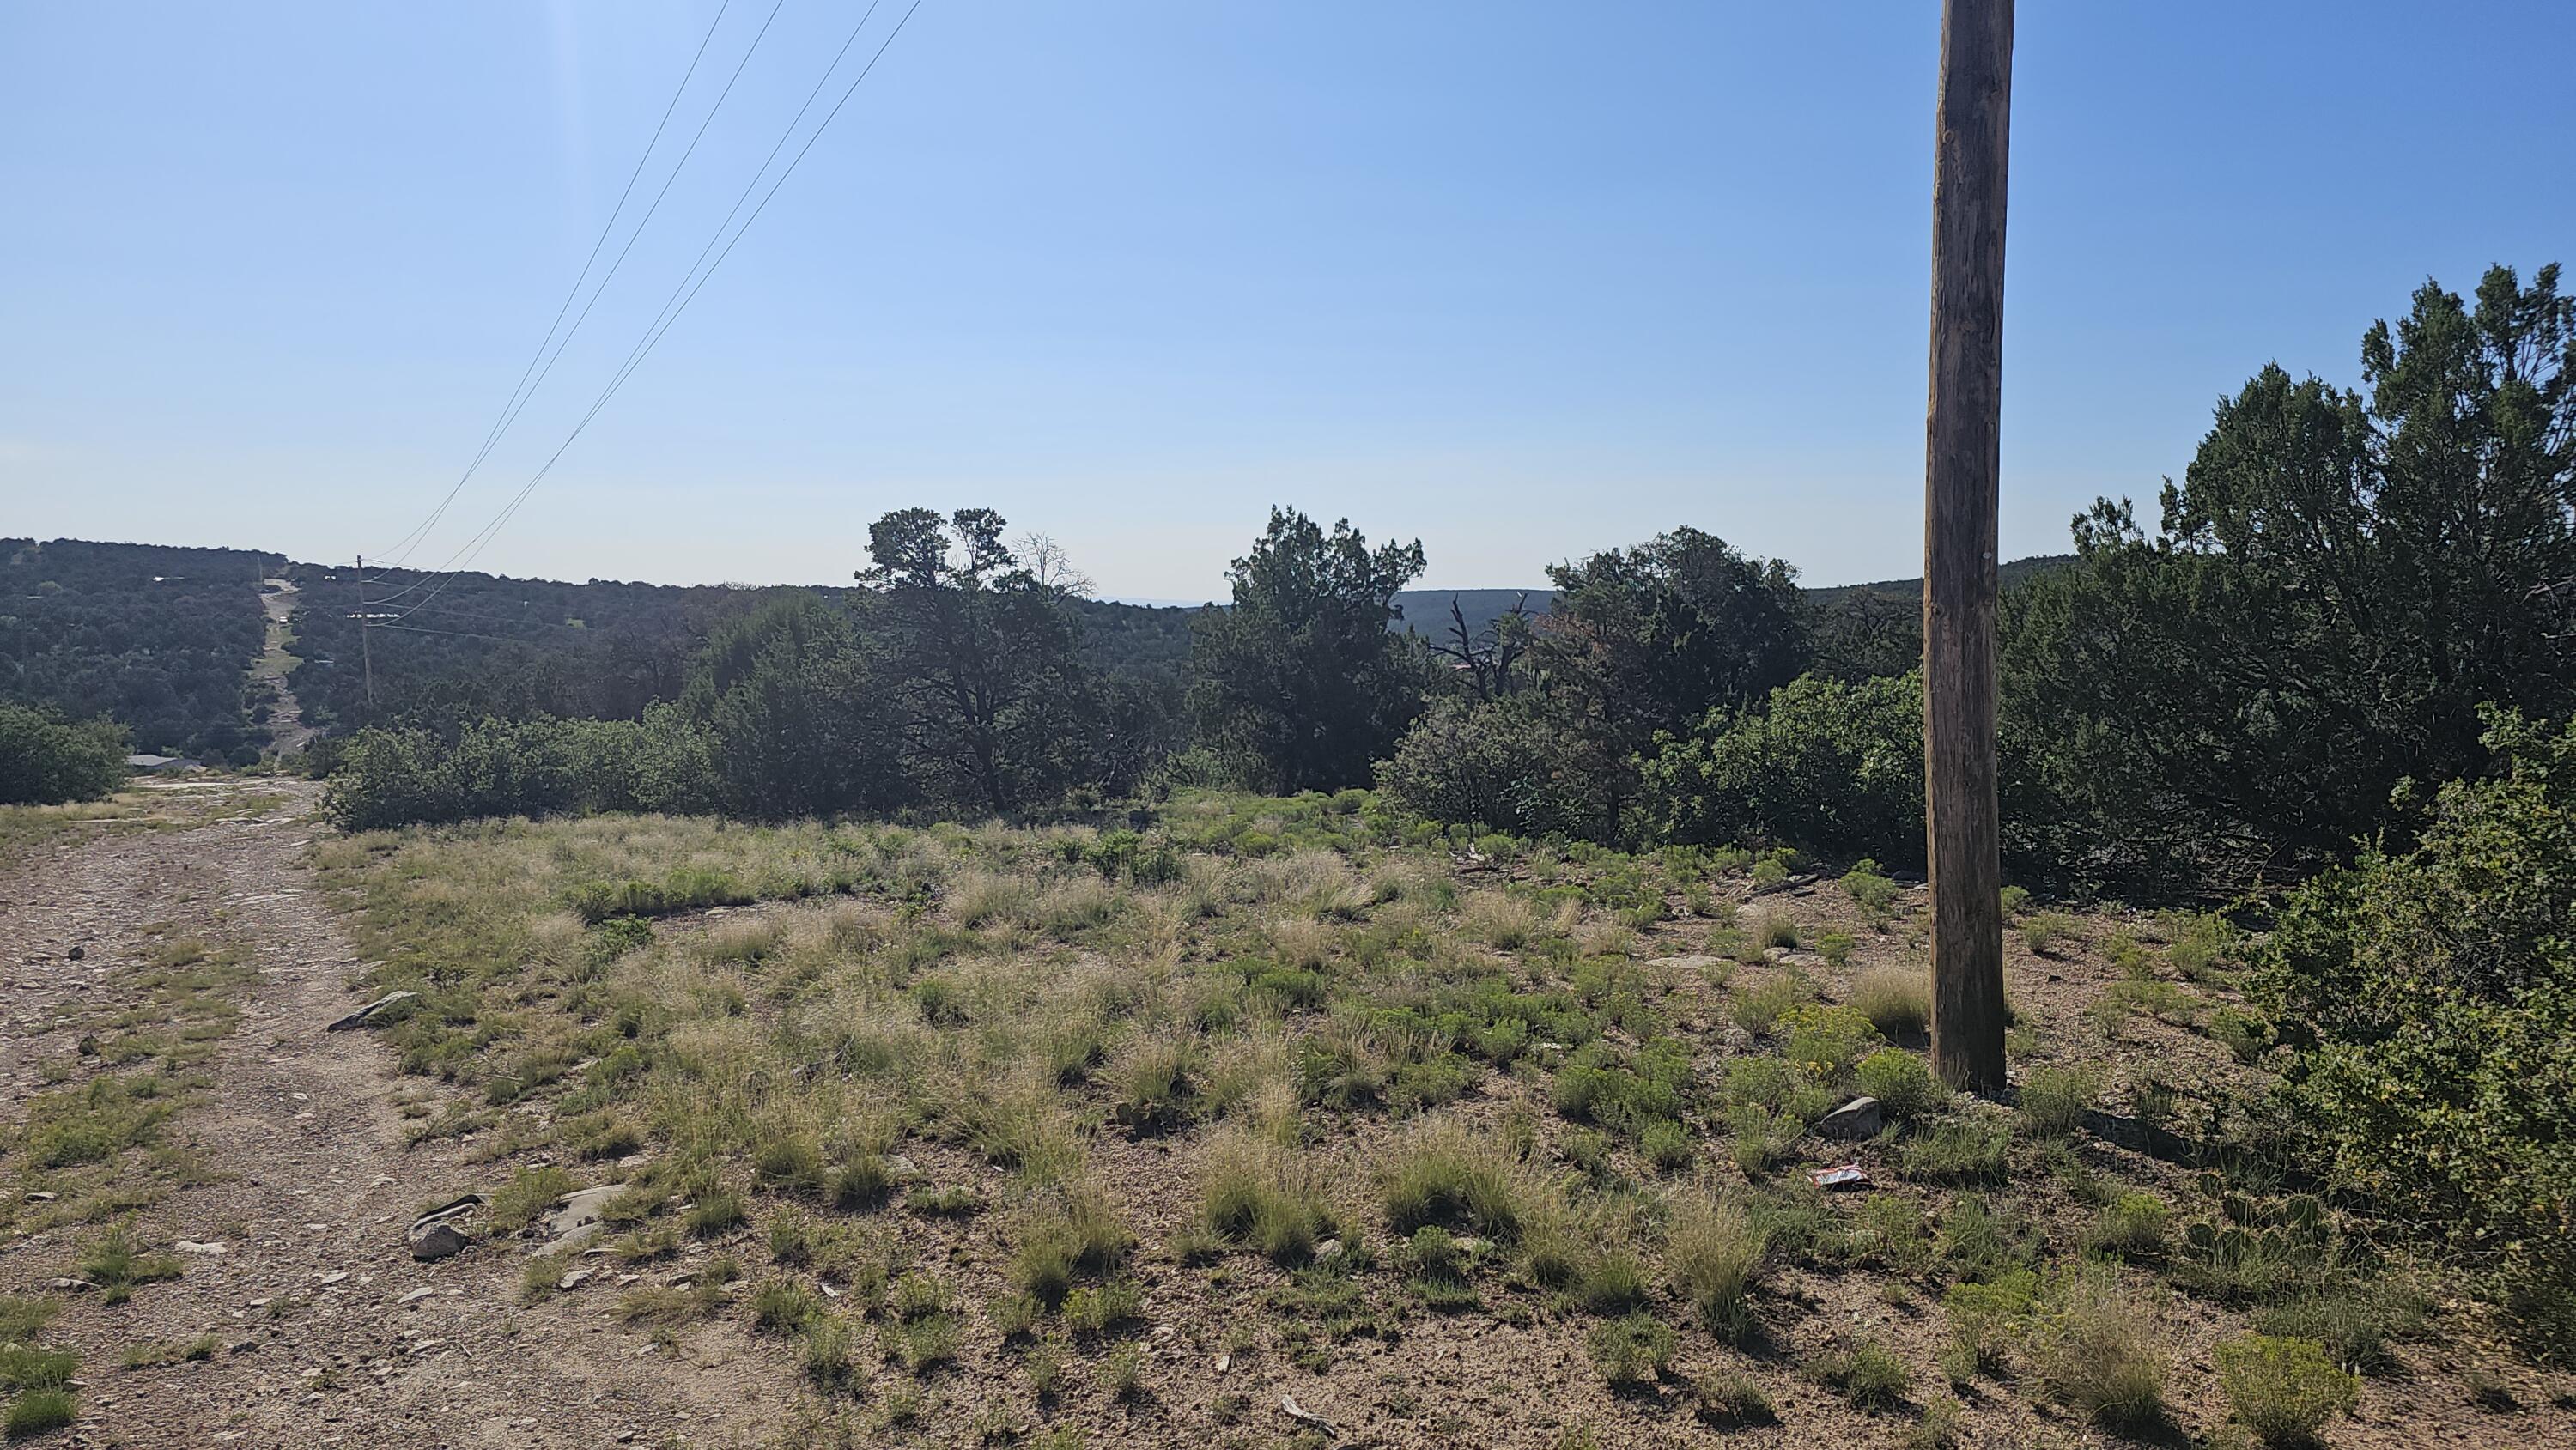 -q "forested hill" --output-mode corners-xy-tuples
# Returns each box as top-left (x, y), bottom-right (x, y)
(2, 537), (2067, 754)
(0, 538), (282, 761)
